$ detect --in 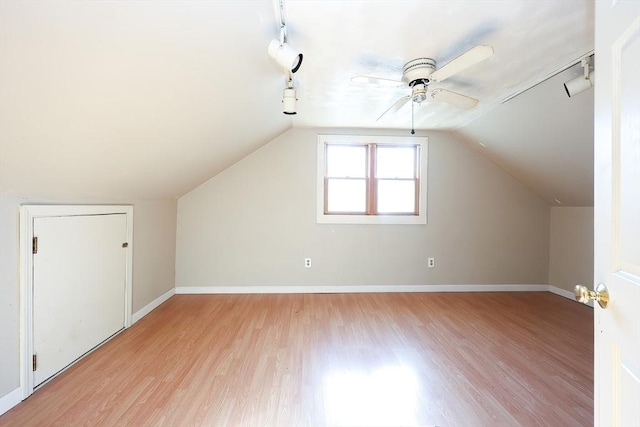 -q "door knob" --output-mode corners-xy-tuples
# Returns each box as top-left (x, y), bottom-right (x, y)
(574, 283), (609, 308)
